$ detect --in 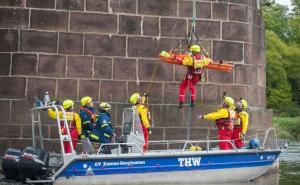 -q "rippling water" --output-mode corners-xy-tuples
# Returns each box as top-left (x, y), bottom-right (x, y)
(1, 142), (299, 185)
